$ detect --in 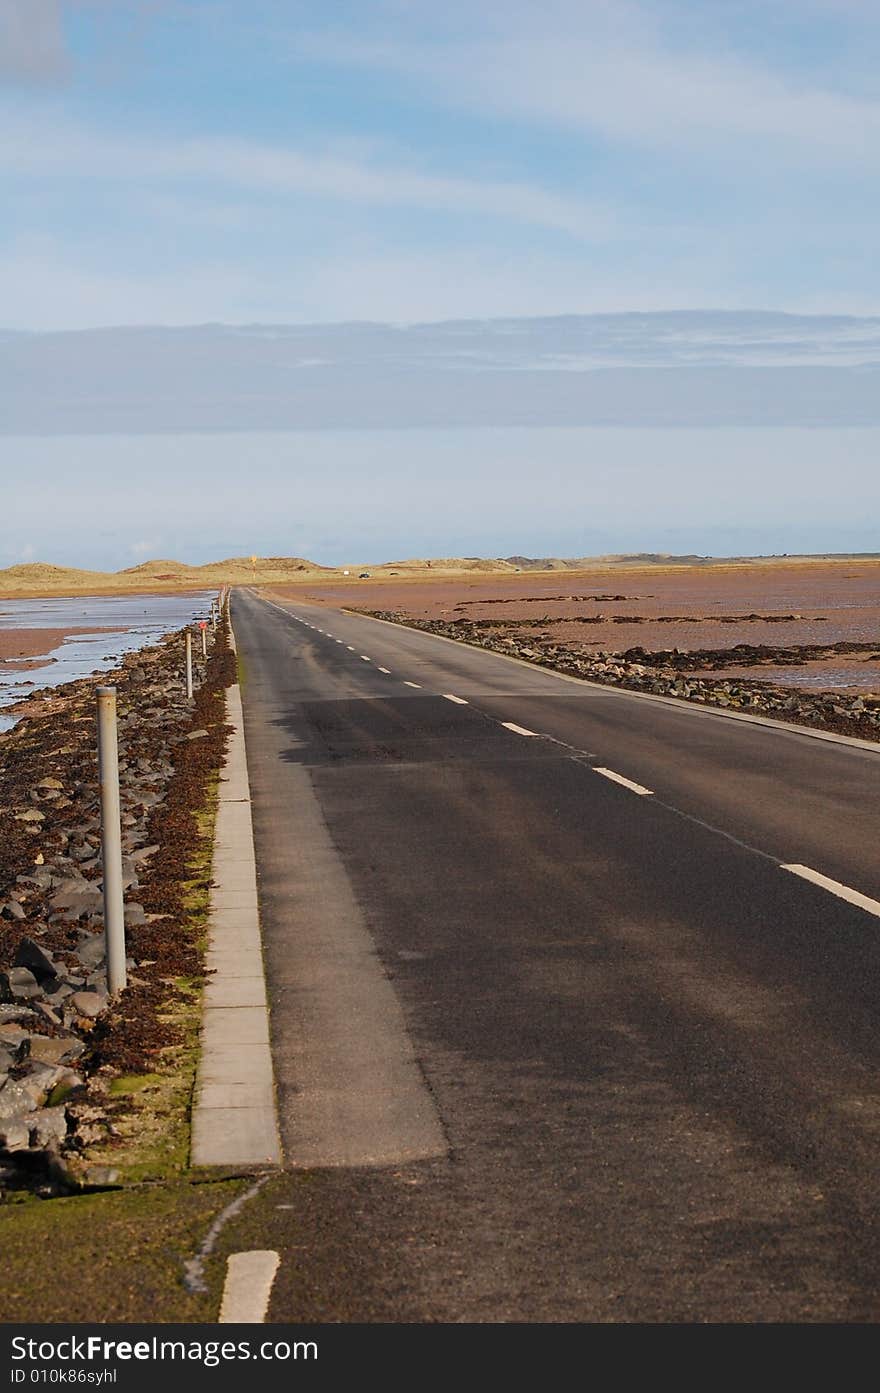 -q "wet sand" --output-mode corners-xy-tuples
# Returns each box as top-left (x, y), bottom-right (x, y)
(0, 626), (123, 671)
(269, 559), (880, 693)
